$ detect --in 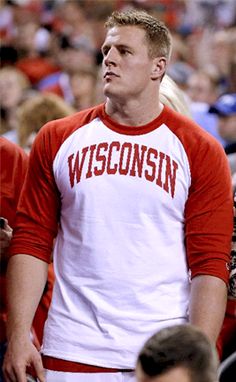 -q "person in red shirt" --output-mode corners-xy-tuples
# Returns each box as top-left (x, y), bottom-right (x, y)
(0, 137), (54, 381)
(0, 137), (28, 380)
